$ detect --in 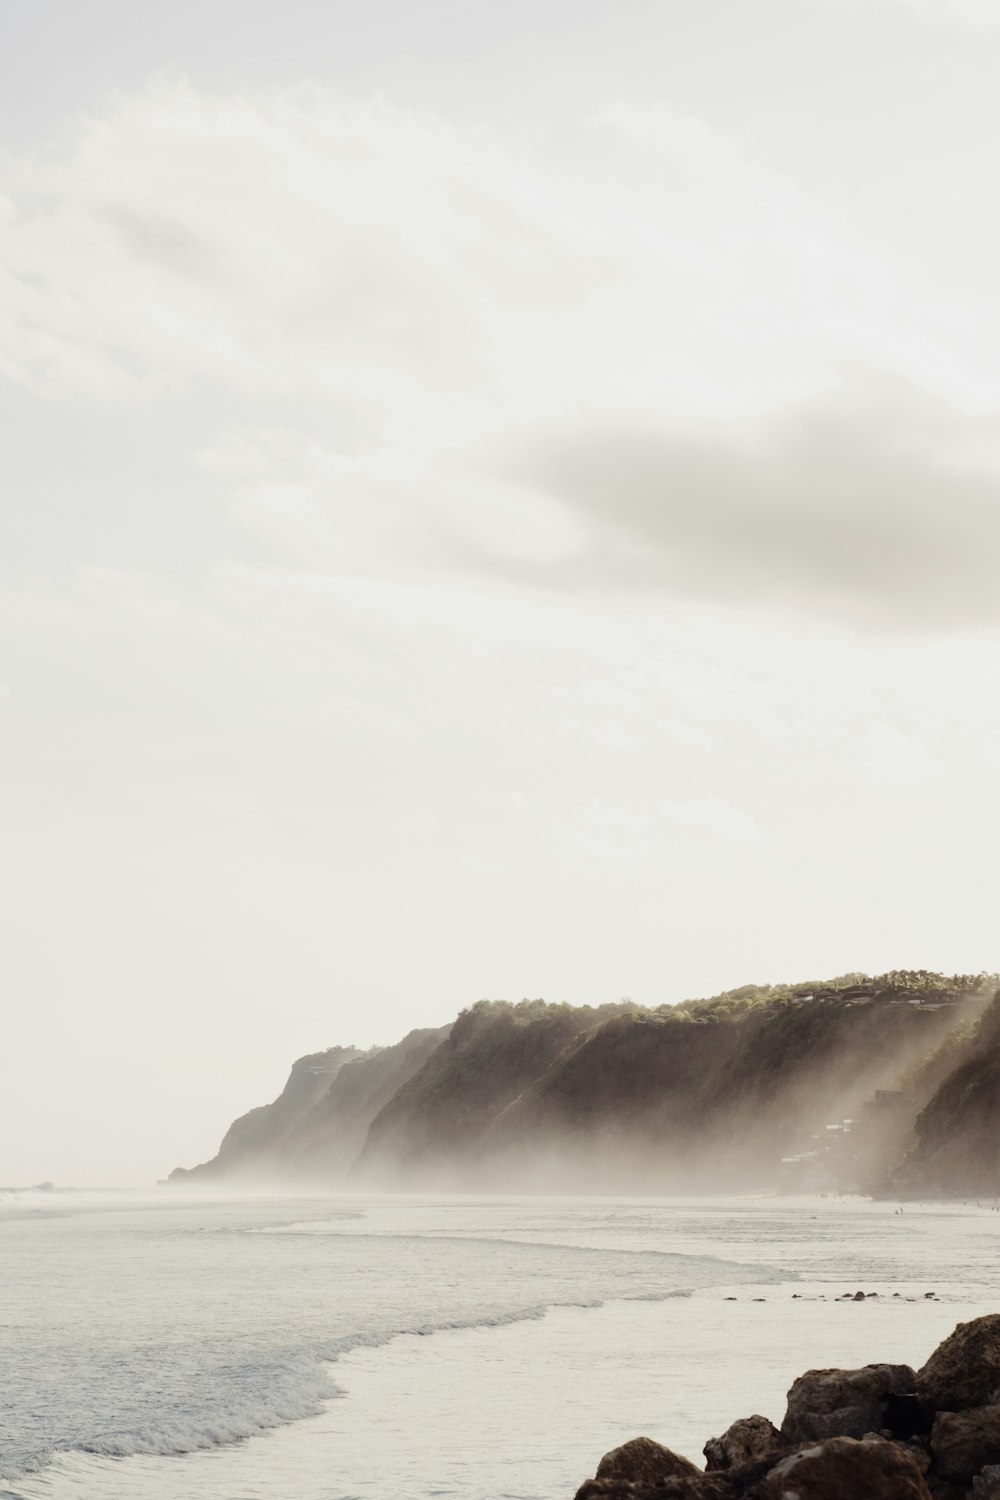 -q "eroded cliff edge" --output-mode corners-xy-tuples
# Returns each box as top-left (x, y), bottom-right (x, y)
(170, 971), (1000, 1194)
